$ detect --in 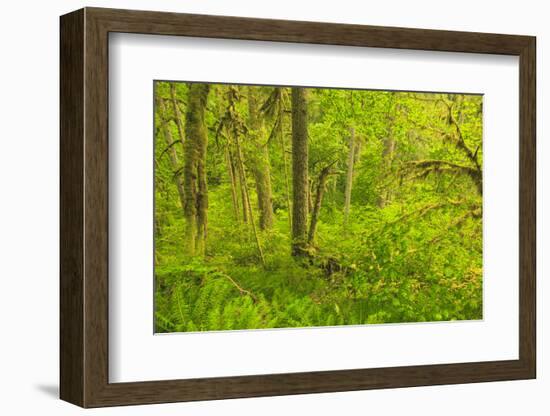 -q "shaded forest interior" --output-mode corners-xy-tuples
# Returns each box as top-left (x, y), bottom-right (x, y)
(154, 81), (483, 332)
